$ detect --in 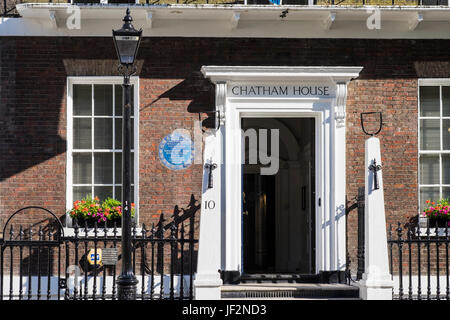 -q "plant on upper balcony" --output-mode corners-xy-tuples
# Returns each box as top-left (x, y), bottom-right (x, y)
(422, 198), (450, 227)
